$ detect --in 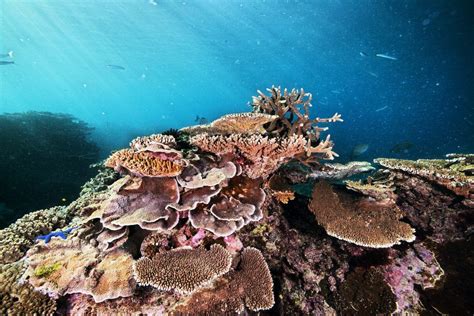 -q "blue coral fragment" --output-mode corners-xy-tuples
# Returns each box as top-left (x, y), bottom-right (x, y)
(35, 227), (76, 244)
